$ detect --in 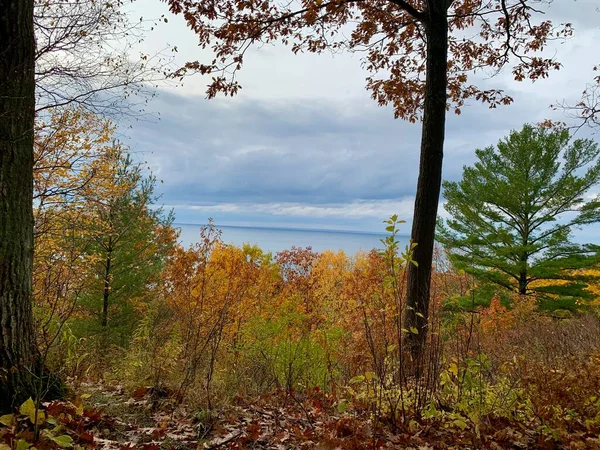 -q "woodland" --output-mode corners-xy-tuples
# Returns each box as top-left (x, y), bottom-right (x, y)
(2, 0), (600, 449)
